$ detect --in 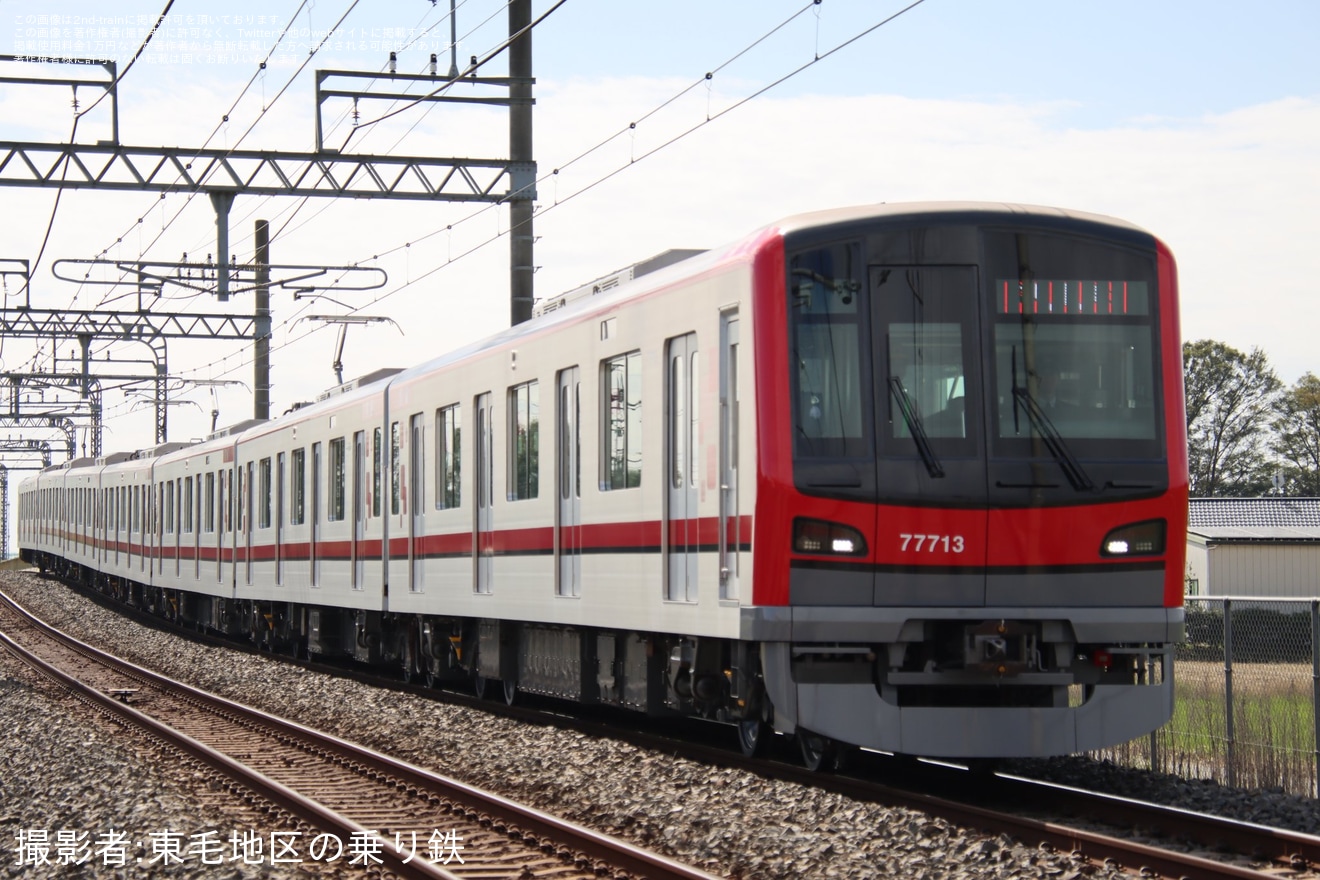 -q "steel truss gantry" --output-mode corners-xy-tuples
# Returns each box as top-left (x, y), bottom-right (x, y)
(0, 3), (536, 457)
